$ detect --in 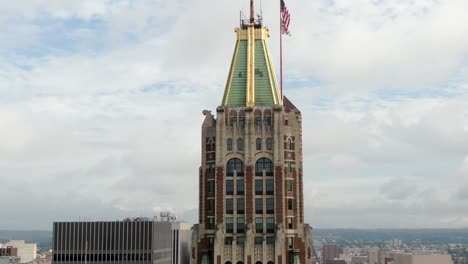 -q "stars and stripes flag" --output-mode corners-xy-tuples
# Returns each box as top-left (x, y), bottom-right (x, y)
(281, 0), (291, 35)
